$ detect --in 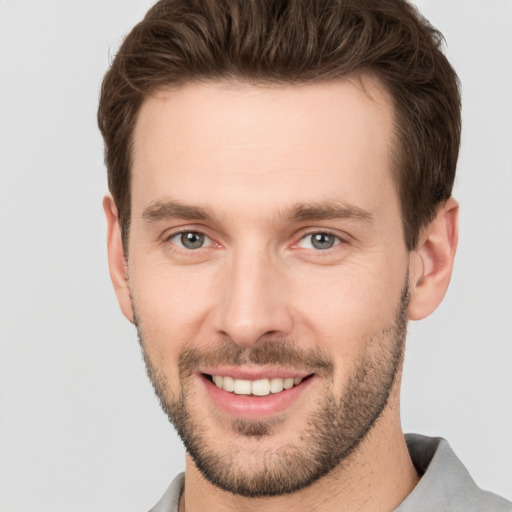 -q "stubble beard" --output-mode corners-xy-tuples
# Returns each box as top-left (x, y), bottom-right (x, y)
(134, 282), (409, 498)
